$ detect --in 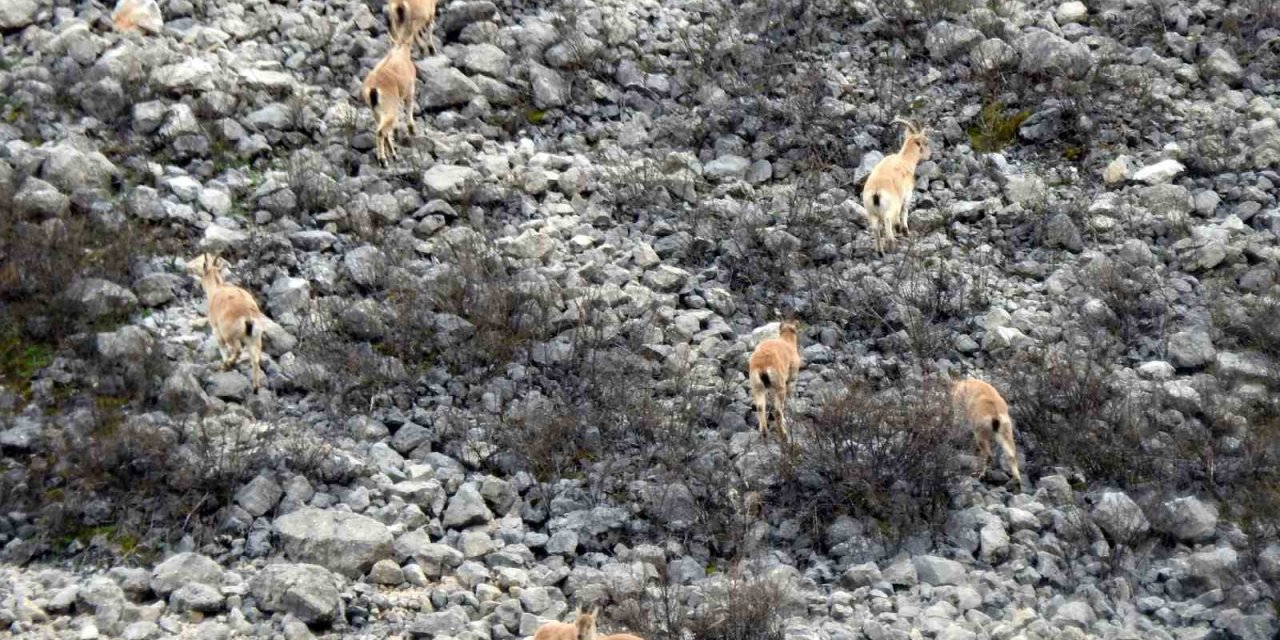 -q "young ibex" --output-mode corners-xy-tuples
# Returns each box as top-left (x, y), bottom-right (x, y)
(361, 39), (417, 166)
(748, 321), (802, 442)
(862, 117), (930, 255)
(186, 254), (267, 390)
(388, 0), (440, 55)
(951, 378), (1022, 490)
(112, 0), (164, 34)
(533, 607), (598, 640)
